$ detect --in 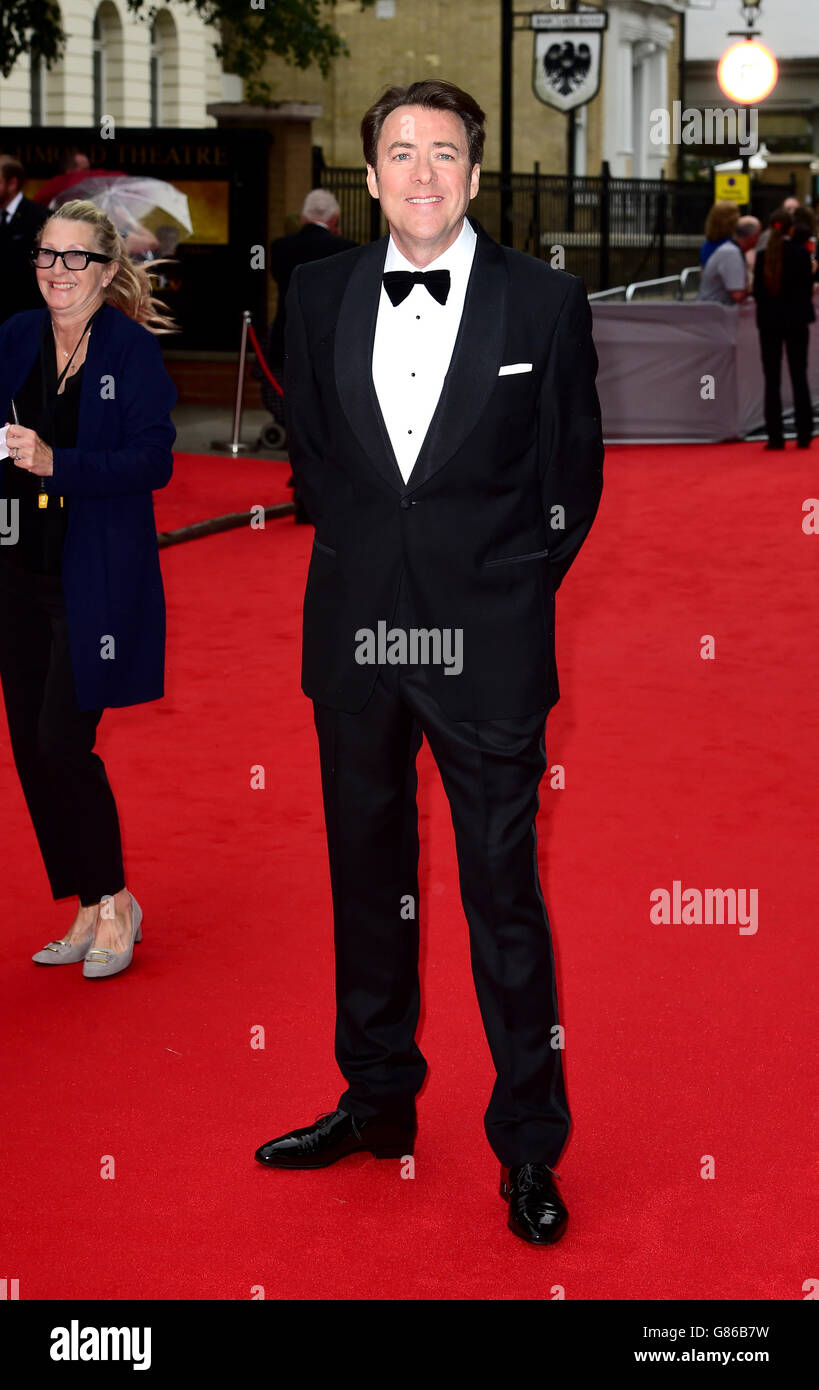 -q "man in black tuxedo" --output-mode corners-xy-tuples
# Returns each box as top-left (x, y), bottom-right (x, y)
(0, 156), (48, 325)
(255, 80), (604, 1244)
